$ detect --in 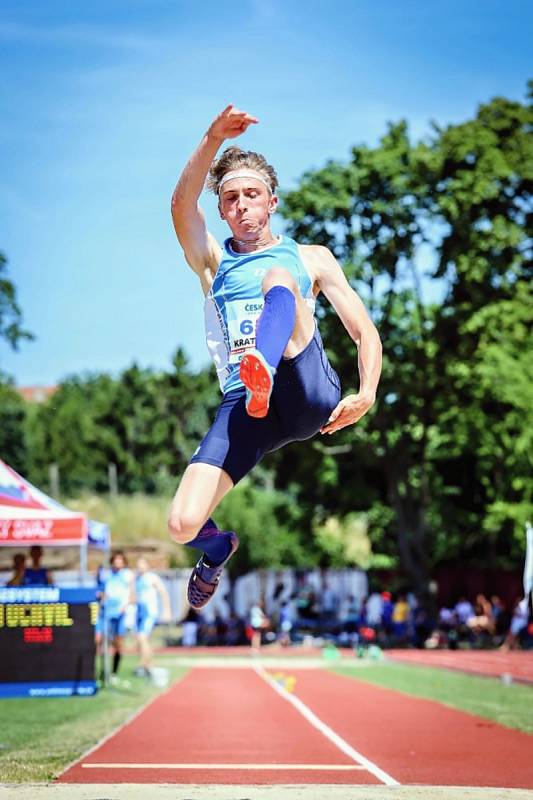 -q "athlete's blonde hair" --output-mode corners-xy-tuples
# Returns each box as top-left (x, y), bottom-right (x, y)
(207, 146), (278, 195)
